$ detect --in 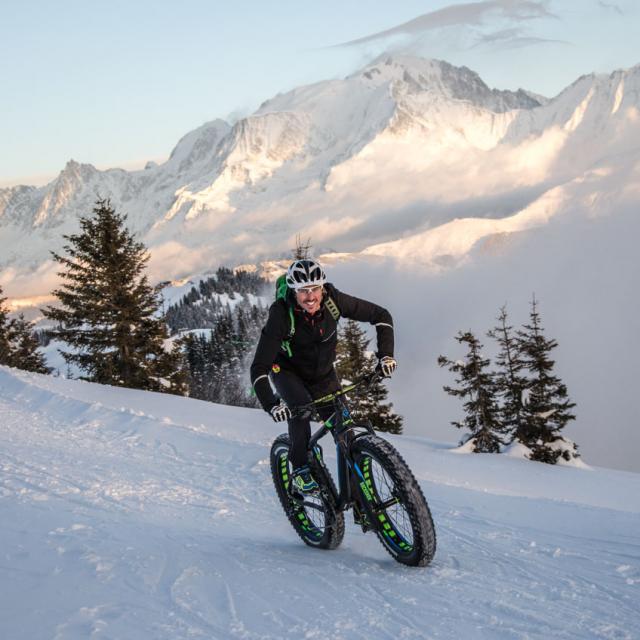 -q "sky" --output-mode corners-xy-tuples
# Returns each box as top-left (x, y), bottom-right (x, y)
(1, 0), (638, 187)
